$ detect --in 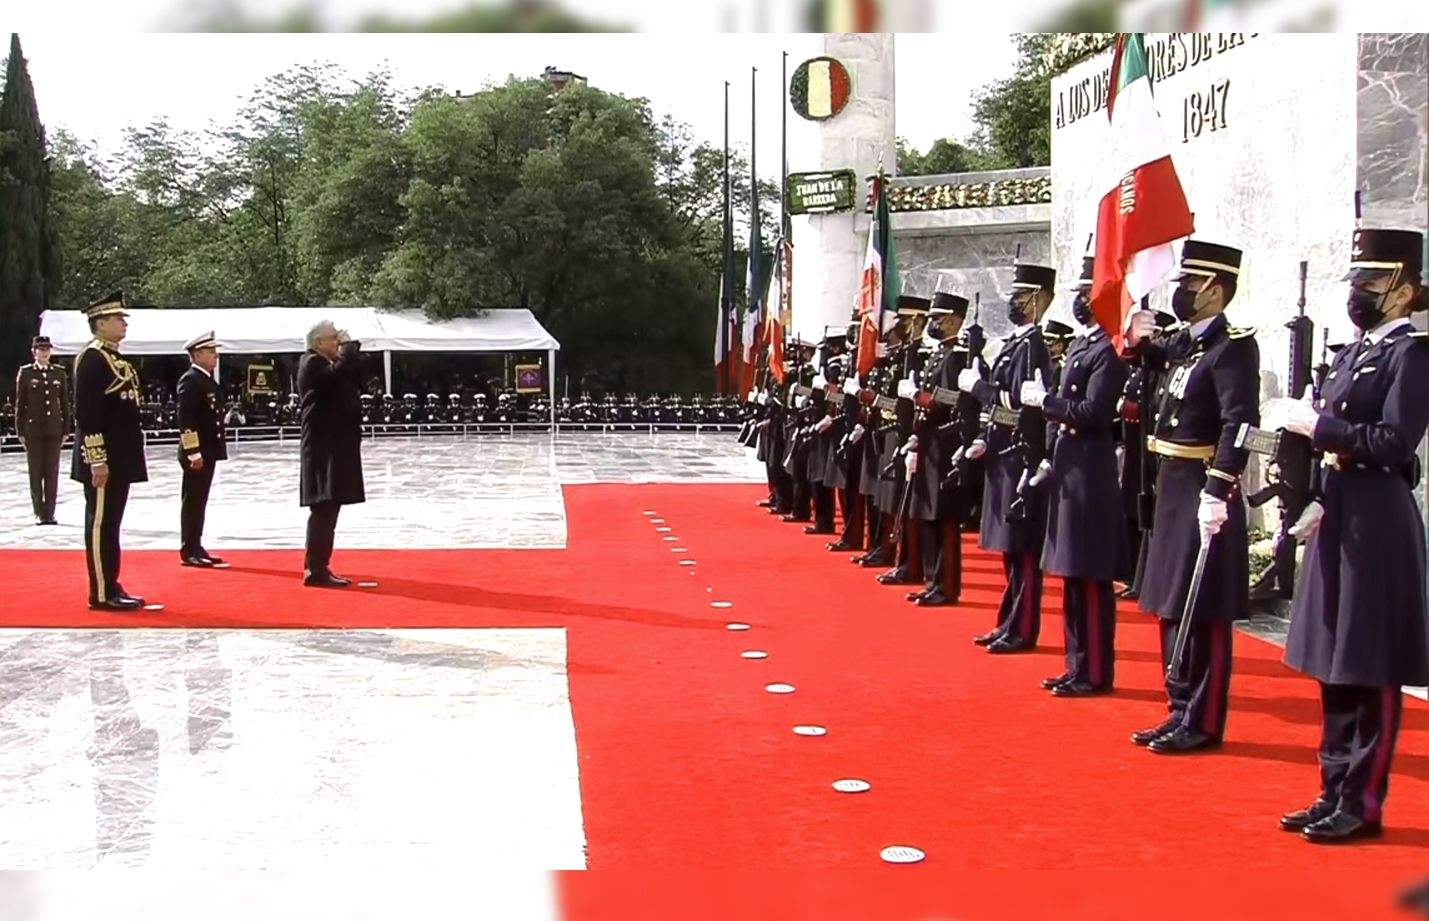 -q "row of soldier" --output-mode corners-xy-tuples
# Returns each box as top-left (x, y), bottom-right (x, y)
(741, 229), (1429, 847)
